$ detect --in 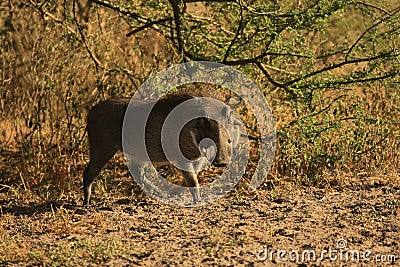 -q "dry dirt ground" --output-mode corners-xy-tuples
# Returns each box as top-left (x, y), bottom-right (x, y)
(1, 174), (399, 266)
